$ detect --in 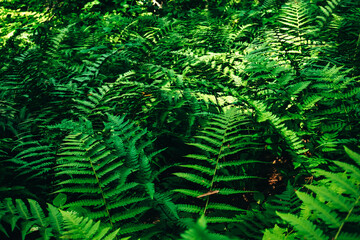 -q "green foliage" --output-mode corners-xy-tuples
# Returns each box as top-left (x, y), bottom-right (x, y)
(61, 210), (120, 240)
(1, 0), (360, 239)
(180, 215), (236, 240)
(54, 115), (161, 236)
(0, 198), (120, 240)
(173, 108), (262, 223)
(264, 146), (360, 239)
